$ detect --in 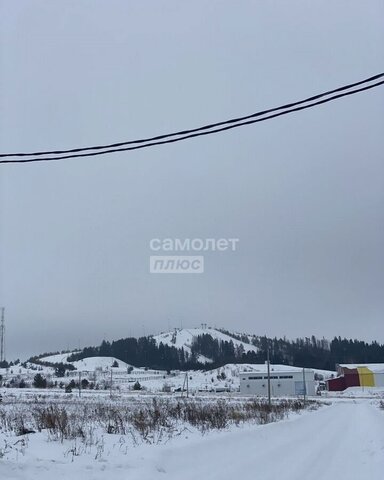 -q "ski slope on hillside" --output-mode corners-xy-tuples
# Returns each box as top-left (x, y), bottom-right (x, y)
(153, 327), (258, 363)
